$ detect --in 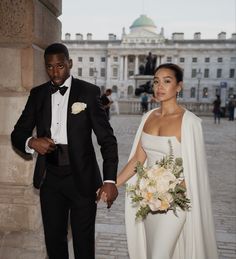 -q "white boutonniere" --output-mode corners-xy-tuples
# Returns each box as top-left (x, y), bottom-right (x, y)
(71, 102), (87, 114)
